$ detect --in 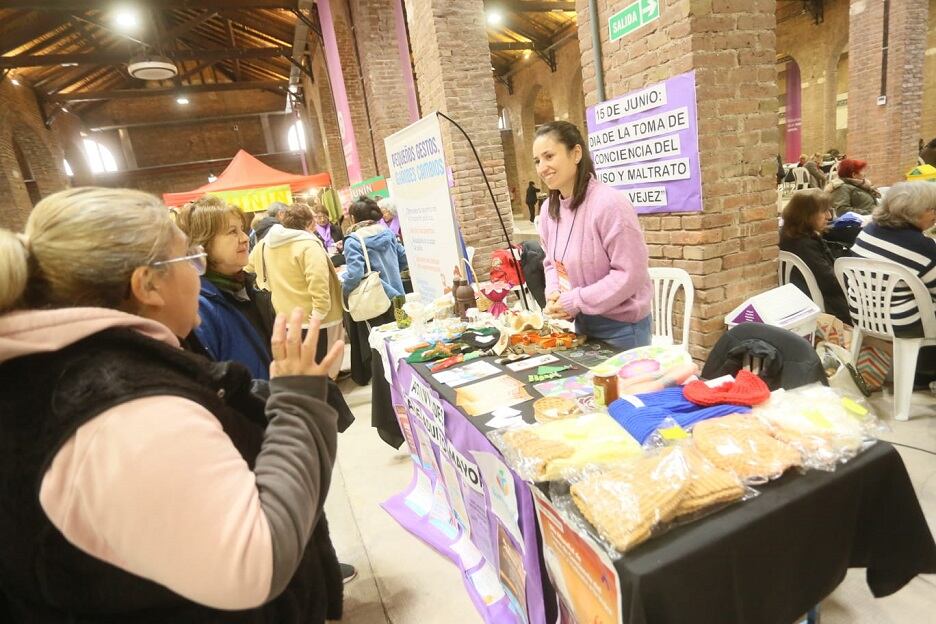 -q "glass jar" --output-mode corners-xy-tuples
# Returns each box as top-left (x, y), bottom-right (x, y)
(592, 365), (619, 407)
